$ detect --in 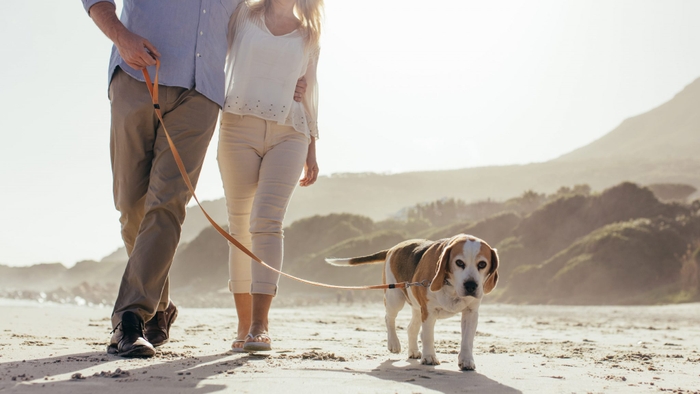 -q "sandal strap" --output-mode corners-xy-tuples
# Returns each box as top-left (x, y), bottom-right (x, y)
(246, 332), (271, 341)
